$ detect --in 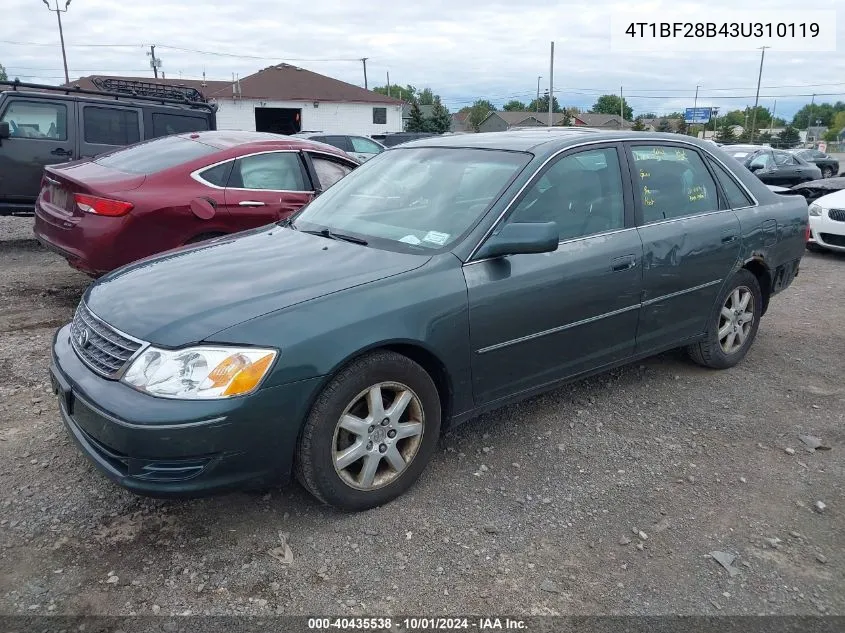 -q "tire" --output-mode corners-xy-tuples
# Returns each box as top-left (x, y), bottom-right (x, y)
(822, 167), (834, 179)
(295, 350), (441, 511)
(807, 242), (828, 254)
(687, 269), (763, 369)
